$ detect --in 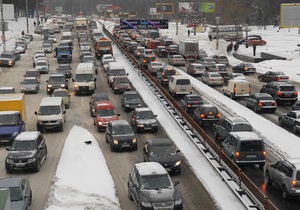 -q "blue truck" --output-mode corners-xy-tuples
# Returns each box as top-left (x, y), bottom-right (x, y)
(55, 45), (72, 64)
